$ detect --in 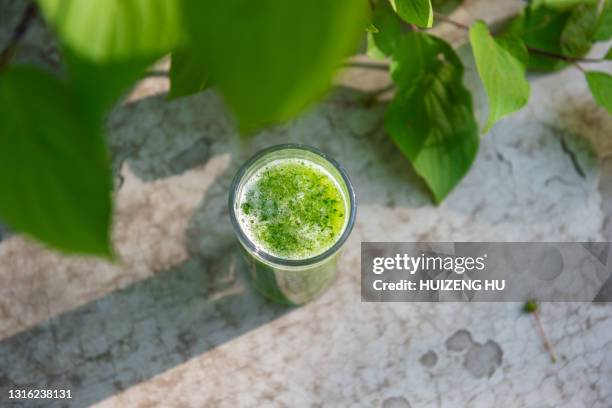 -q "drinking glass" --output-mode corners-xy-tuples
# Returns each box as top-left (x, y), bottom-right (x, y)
(228, 144), (356, 305)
